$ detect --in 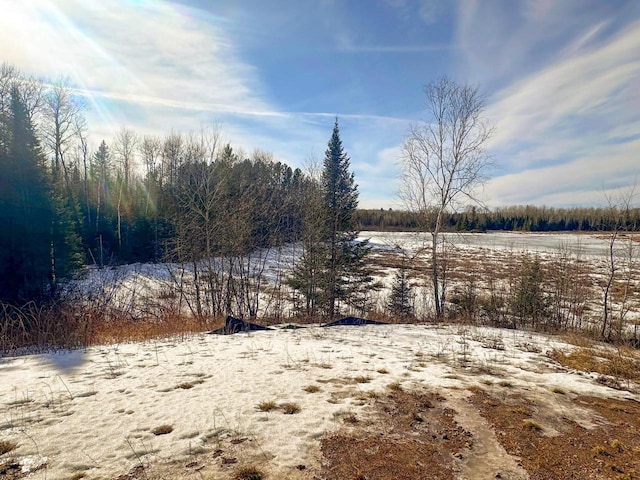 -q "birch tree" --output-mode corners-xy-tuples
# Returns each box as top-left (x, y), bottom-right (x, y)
(400, 76), (493, 318)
